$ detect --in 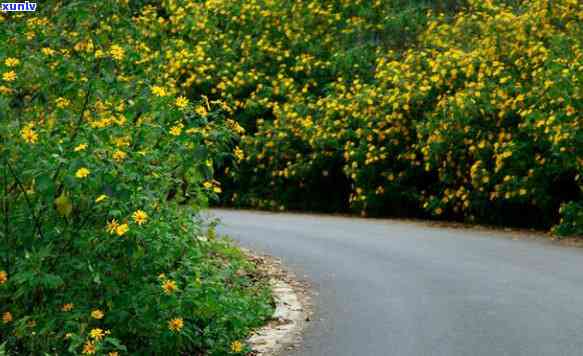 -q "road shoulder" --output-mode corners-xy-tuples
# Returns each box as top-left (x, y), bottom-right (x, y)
(243, 248), (313, 355)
